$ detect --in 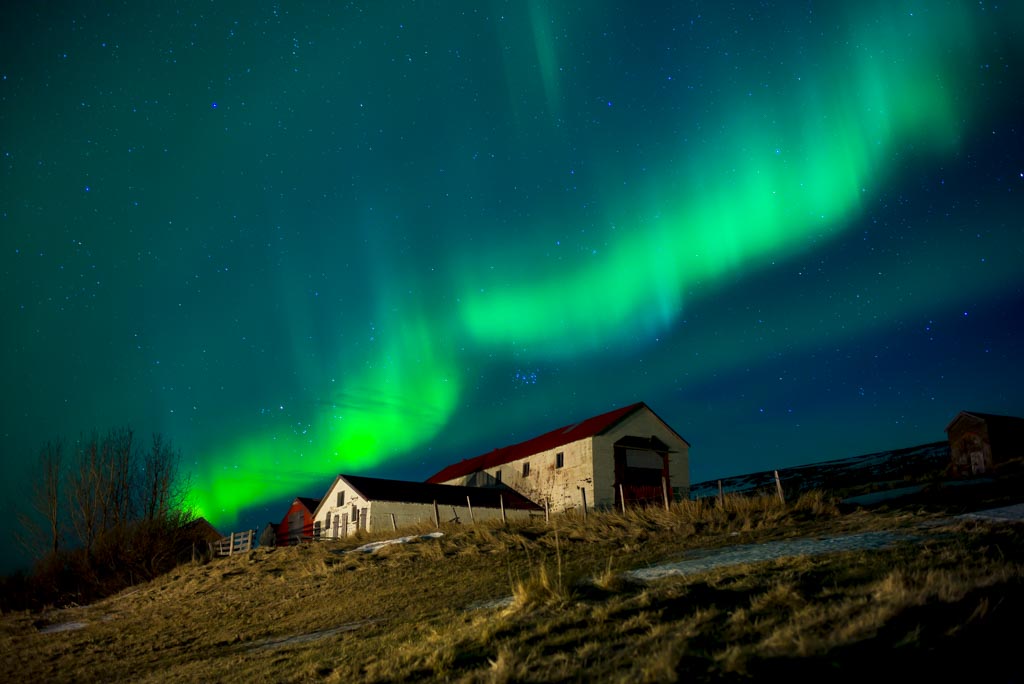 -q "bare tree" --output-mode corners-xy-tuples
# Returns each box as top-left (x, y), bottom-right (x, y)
(15, 425), (198, 606)
(38, 441), (63, 555)
(102, 426), (137, 529)
(140, 433), (185, 522)
(15, 440), (64, 559)
(67, 432), (103, 556)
